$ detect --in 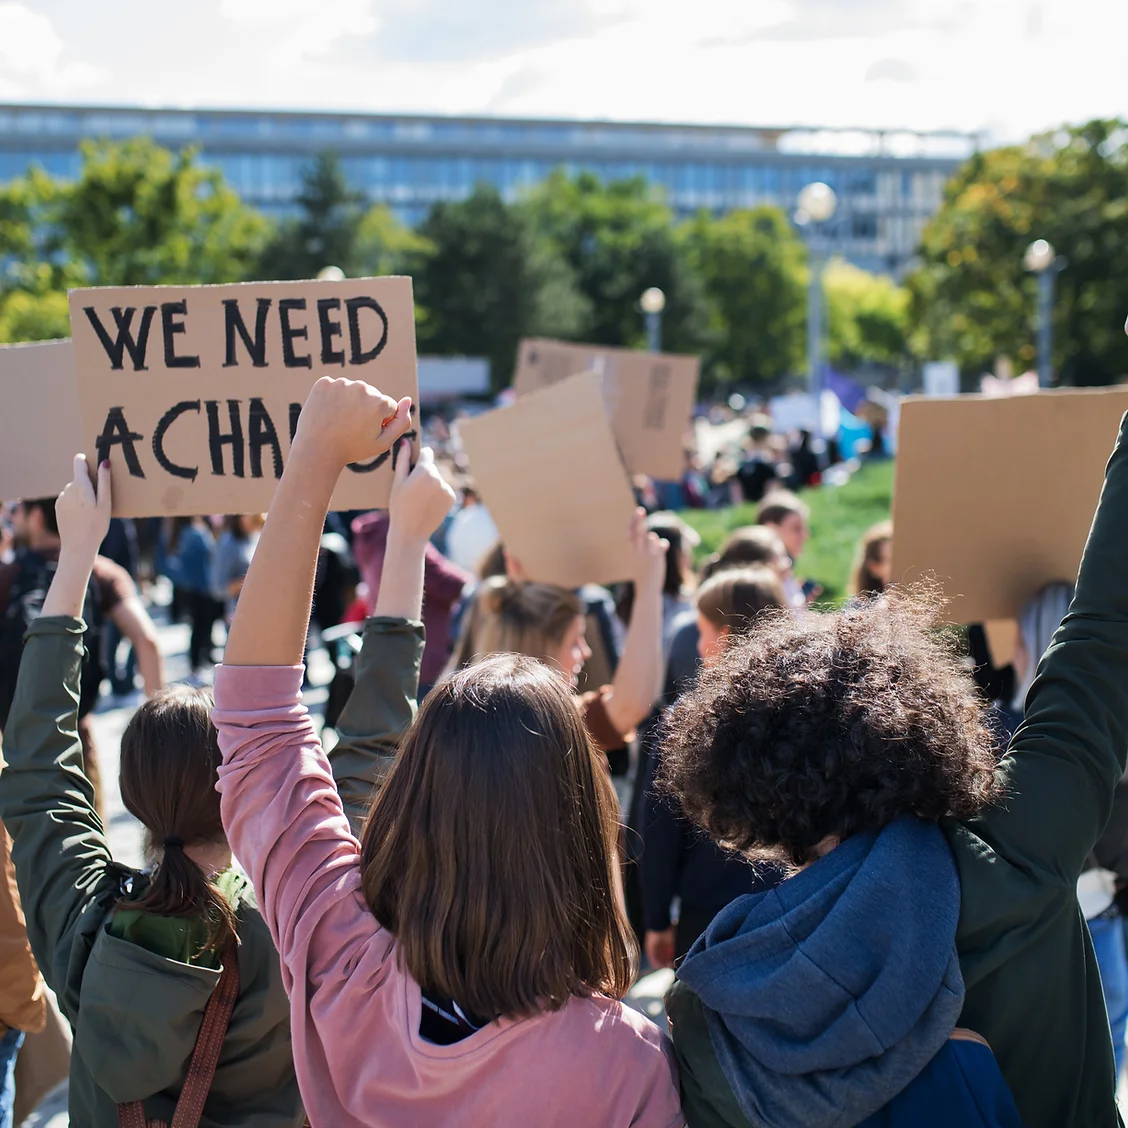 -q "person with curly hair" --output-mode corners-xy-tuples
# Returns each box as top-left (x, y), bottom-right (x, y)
(659, 416), (1128, 1127)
